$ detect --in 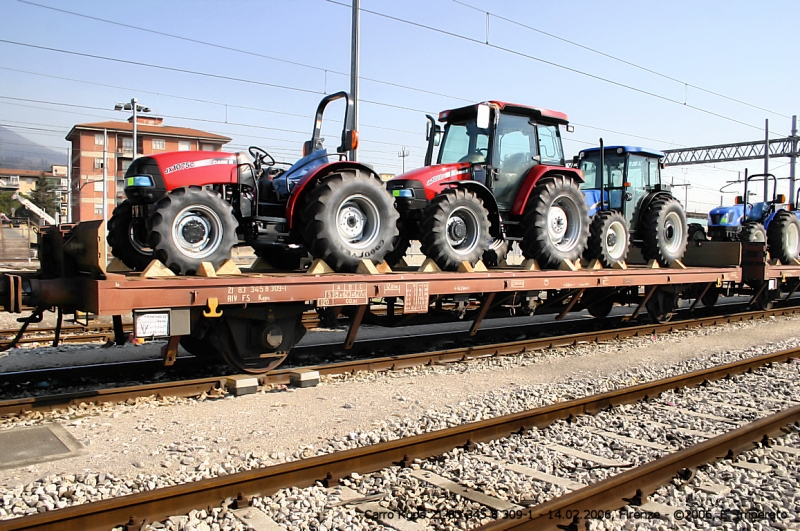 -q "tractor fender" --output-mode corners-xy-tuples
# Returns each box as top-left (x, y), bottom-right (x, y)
(635, 191), (674, 231)
(510, 166), (584, 217)
(286, 161), (384, 230)
(444, 180), (502, 237)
